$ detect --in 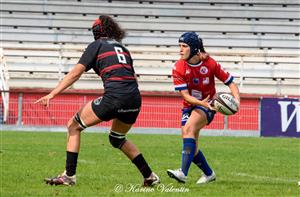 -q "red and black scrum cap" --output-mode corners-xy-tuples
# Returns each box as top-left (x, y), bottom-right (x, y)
(92, 17), (106, 40)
